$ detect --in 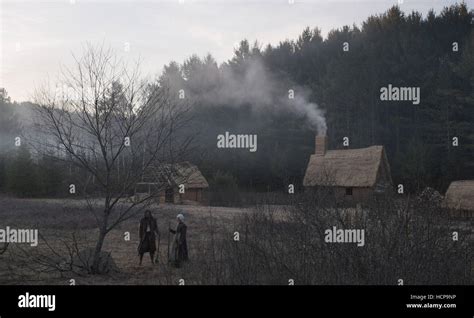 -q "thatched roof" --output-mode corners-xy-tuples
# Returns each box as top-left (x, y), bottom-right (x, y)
(303, 145), (392, 188)
(445, 180), (474, 211)
(144, 161), (209, 189)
